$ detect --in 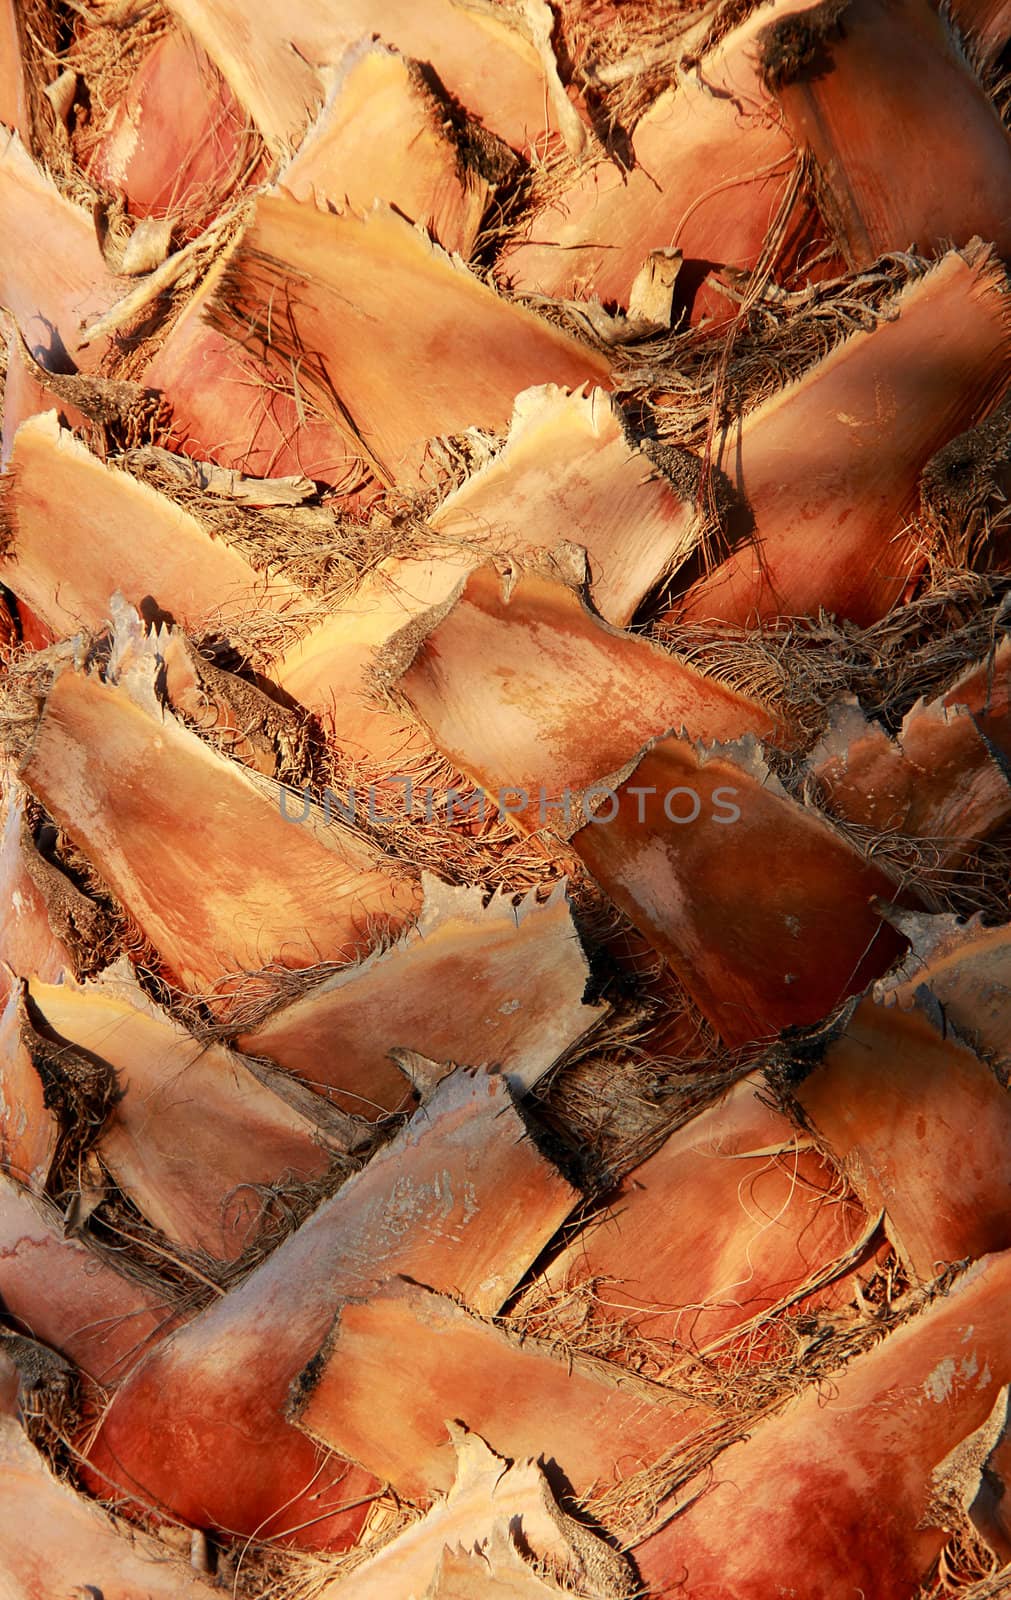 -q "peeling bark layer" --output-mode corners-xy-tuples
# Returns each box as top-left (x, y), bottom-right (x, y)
(240, 877), (601, 1116)
(670, 248), (1011, 627)
(27, 965), (352, 1258)
(279, 43), (492, 259)
(144, 257), (367, 487)
(0, 1174), (175, 1384)
(425, 1534), (611, 1598)
(0, 1363), (216, 1600)
(273, 550), (473, 766)
(811, 692), (1011, 865)
(392, 565), (780, 832)
(429, 386), (699, 627)
(636, 1250), (1011, 1599)
(293, 1278), (704, 1507)
(87, 29), (260, 229)
(1, 412), (306, 636)
(764, 0), (1011, 264)
(0, 987), (57, 1192)
(793, 993), (1011, 1280)
(160, 0), (576, 153)
(0, 780), (77, 1001)
(153, 623), (303, 778)
(317, 1430), (633, 1600)
(943, 633), (1011, 763)
(209, 197), (611, 484)
(20, 641), (419, 996)
(274, 384), (697, 761)
(542, 1076), (868, 1350)
(87, 1071), (577, 1546)
(571, 736), (907, 1045)
(0, 132), (119, 370)
(502, 0), (820, 318)
(0, 324), (91, 467)
(876, 910), (1011, 1073)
